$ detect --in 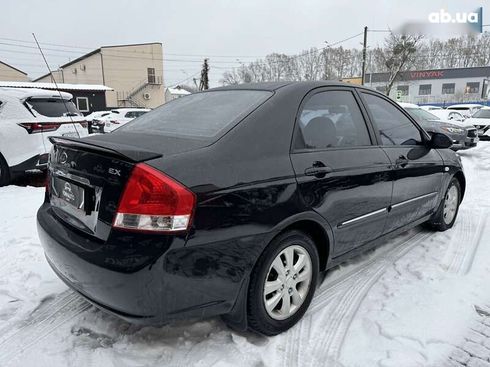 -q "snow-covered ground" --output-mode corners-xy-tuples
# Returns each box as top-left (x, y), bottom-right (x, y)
(1, 144), (490, 367)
